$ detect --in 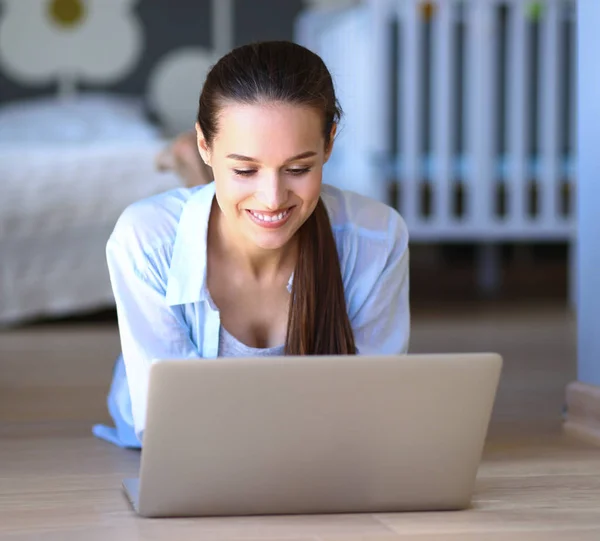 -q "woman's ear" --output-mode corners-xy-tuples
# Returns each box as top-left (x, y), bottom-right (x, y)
(324, 123), (337, 163)
(195, 122), (211, 166)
